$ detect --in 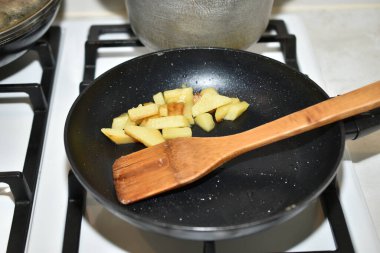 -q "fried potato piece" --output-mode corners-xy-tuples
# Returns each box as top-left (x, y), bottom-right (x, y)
(145, 115), (190, 129)
(139, 114), (160, 127)
(112, 113), (136, 129)
(224, 101), (249, 121)
(153, 92), (165, 105)
(164, 87), (193, 103)
(167, 102), (185, 116)
(162, 127), (192, 139)
(194, 113), (215, 132)
(124, 125), (165, 147)
(214, 98), (240, 122)
(183, 101), (194, 124)
(159, 104), (168, 117)
(200, 87), (218, 96)
(192, 93), (232, 117)
(128, 103), (159, 121)
(101, 128), (136, 144)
